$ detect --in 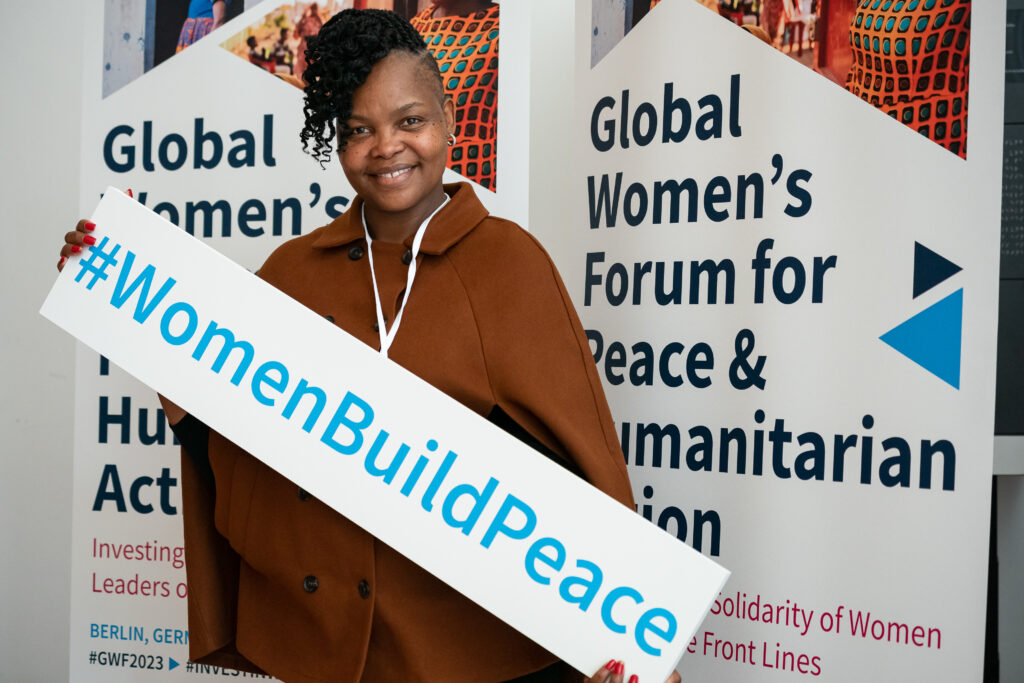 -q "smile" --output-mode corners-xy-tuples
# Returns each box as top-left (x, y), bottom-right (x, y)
(374, 167), (414, 183)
